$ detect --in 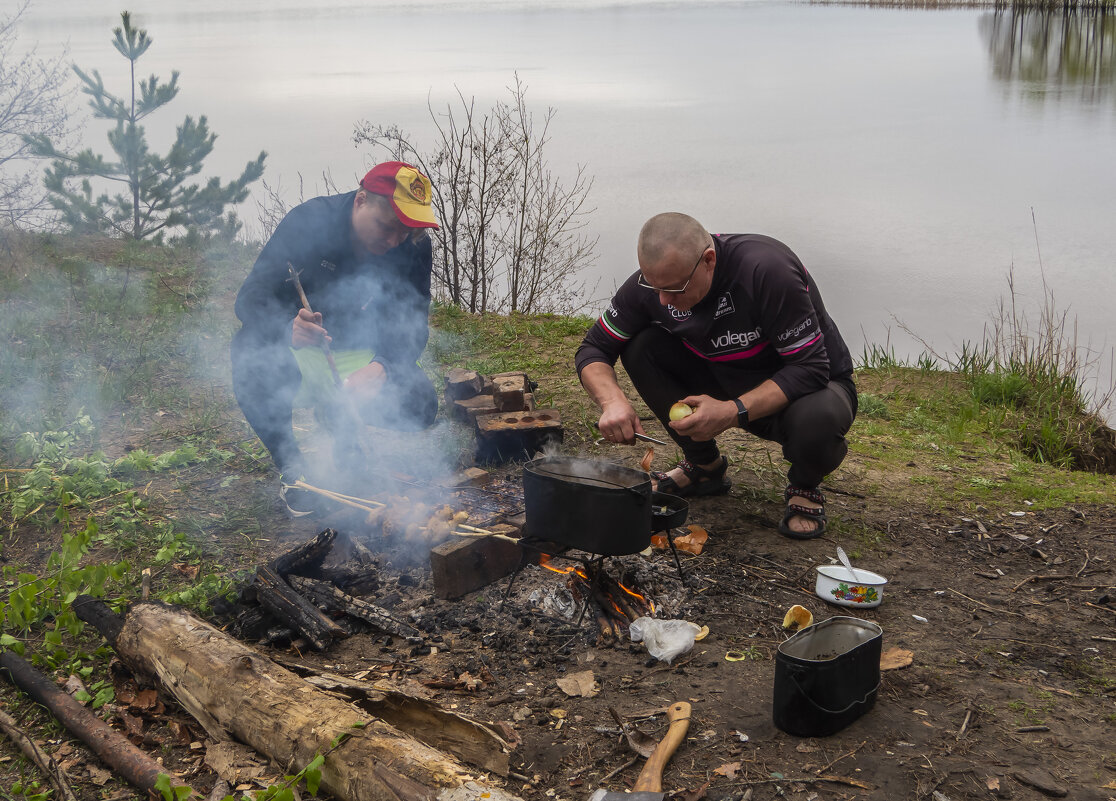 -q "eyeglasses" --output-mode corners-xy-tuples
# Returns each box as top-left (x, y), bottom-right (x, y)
(637, 249), (707, 294)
